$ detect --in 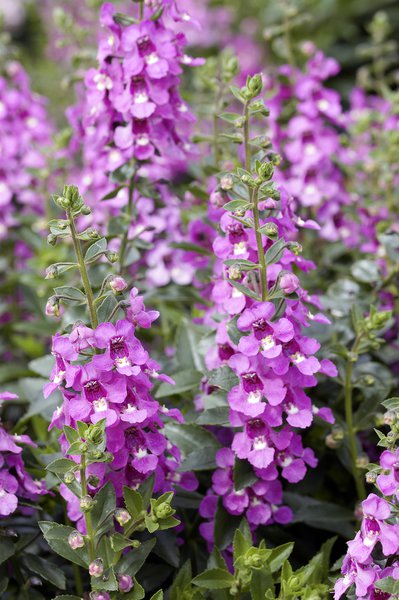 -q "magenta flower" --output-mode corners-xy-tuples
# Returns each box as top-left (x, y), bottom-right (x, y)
(377, 448), (399, 499)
